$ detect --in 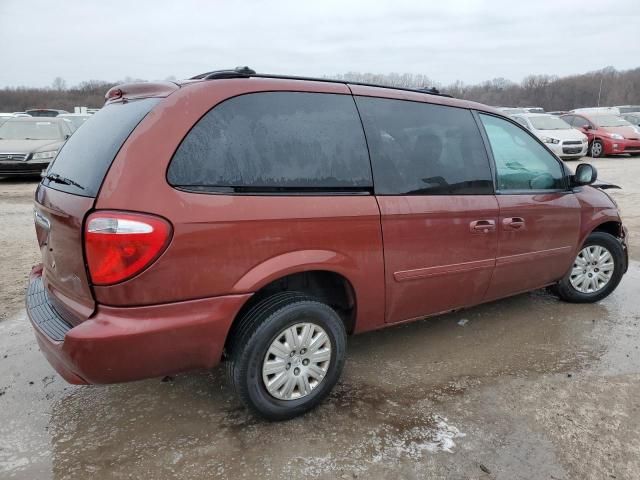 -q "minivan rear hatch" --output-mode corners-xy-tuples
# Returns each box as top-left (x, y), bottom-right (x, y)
(34, 96), (162, 325)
